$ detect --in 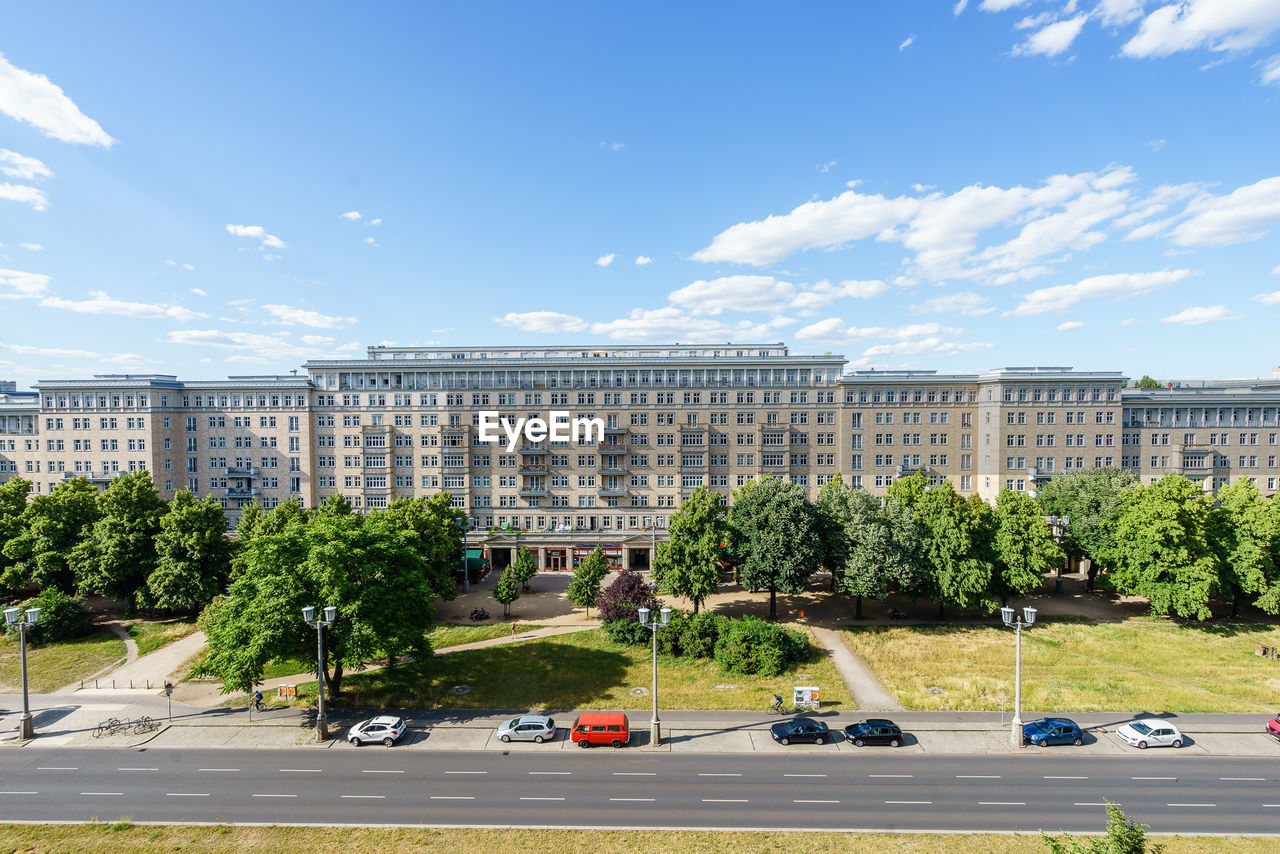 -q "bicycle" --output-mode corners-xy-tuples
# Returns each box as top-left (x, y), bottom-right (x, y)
(767, 698), (788, 715)
(92, 717), (127, 738)
(132, 715), (157, 734)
